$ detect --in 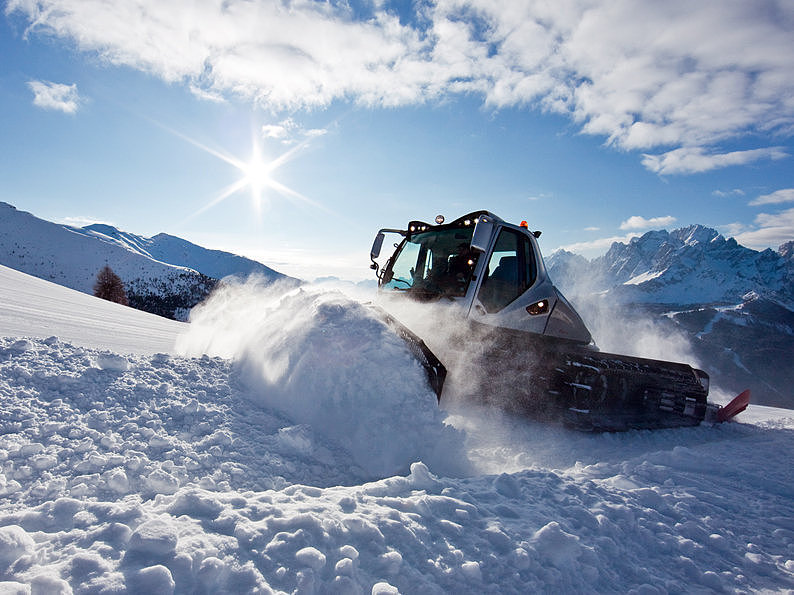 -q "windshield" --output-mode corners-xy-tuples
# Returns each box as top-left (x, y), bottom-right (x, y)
(382, 226), (478, 300)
